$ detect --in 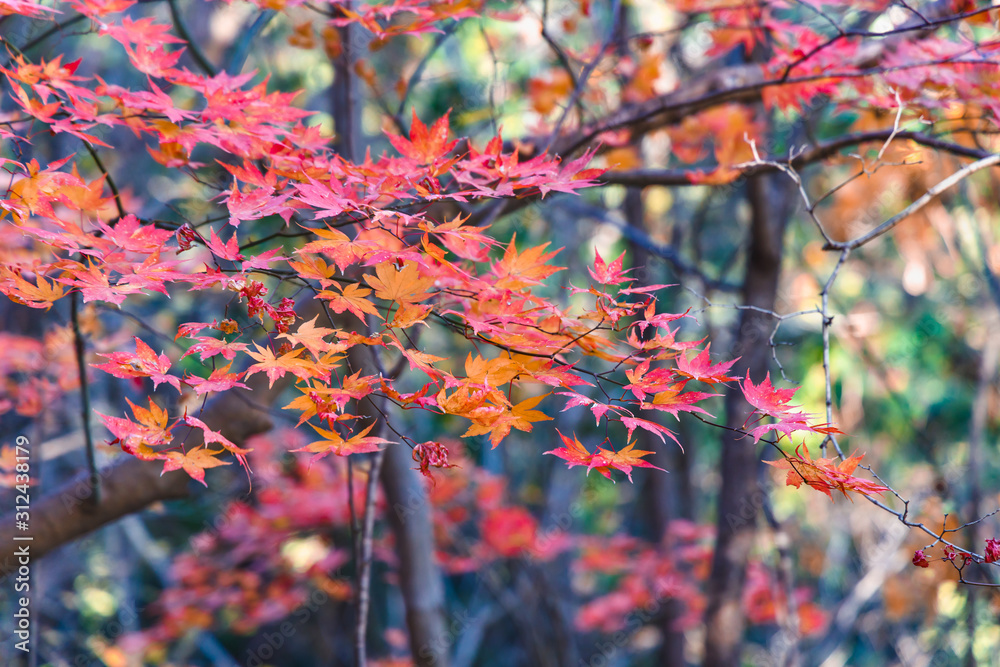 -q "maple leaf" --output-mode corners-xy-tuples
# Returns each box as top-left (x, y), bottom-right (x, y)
(241, 247), (287, 271)
(184, 414), (252, 472)
(98, 214), (173, 253)
(633, 302), (691, 337)
(244, 343), (320, 388)
(317, 282), (383, 322)
(288, 255), (337, 286)
(184, 362), (248, 394)
(619, 416), (680, 448)
(588, 249), (634, 286)
(205, 228), (244, 261)
(179, 336), (248, 362)
(741, 371), (800, 416)
(297, 228), (370, 272)
(59, 262), (142, 305)
(389, 302), (432, 329)
(0, 267), (65, 309)
(224, 178), (293, 228)
(557, 391), (616, 425)
(589, 441), (666, 483)
(640, 382), (719, 419)
(765, 446), (888, 501)
(277, 315), (334, 360)
(411, 441), (458, 482)
(387, 110), (458, 165)
(741, 372), (842, 442)
(463, 392), (553, 448)
(544, 430), (612, 480)
(363, 261), (435, 304)
(420, 215), (496, 262)
(293, 421), (392, 462)
(161, 447), (231, 486)
(282, 371), (374, 425)
(674, 345), (738, 385)
(386, 334), (445, 377)
(463, 353), (524, 387)
(97, 396), (173, 459)
(492, 234), (563, 290)
(624, 359), (677, 401)
(92, 336), (181, 391)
